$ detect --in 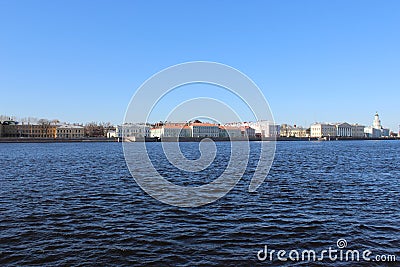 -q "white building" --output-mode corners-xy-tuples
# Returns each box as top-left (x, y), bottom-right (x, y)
(311, 122), (365, 138)
(106, 130), (116, 138)
(225, 121), (278, 138)
(150, 123), (190, 138)
(246, 121), (280, 138)
(336, 123), (353, 137)
(116, 123), (150, 139)
(190, 123), (220, 138)
(364, 126), (381, 138)
(364, 112), (390, 138)
(310, 123), (336, 138)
